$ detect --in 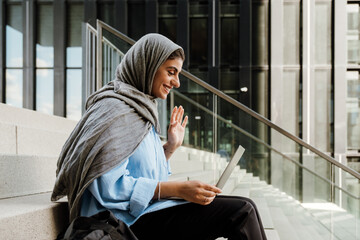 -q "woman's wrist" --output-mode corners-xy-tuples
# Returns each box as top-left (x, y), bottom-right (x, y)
(159, 181), (182, 199)
(163, 142), (178, 159)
